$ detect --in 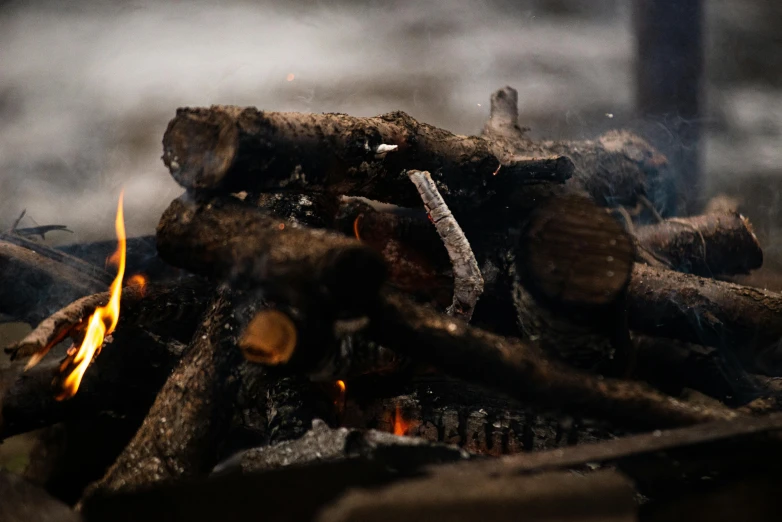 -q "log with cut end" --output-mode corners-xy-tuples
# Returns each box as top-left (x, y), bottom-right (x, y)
(634, 212), (763, 276)
(627, 263), (782, 372)
(161, 106), (573, 210)
(484, 86), (670, 209)
(156, 195), (387, 316)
